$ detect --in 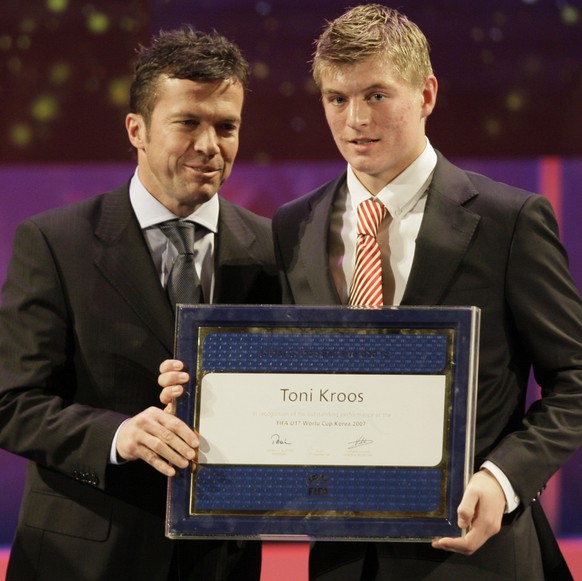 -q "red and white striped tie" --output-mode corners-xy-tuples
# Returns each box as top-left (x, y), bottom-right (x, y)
(349, 198), (388, 307)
